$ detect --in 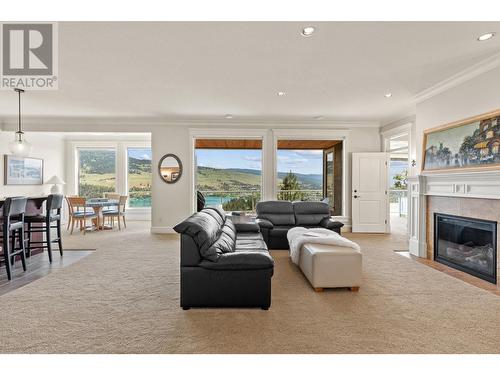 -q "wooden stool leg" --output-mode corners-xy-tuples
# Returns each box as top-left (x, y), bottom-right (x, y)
(10, 229), (16, 266)
(46, 222), (53, 263)
(3, 233), (12, 281)
(314, 287), (324, 292)
(26, 222), (32, 258)
(19, 228), (27, 272)
(350, 287), (360, 292)
(56, 220), (63, 256)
